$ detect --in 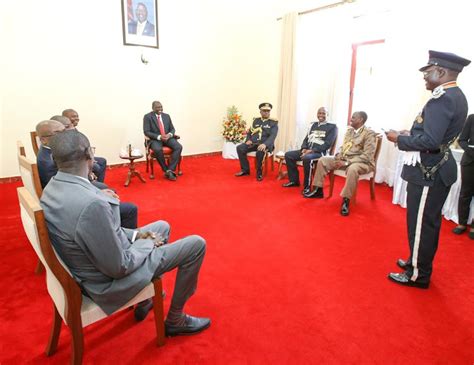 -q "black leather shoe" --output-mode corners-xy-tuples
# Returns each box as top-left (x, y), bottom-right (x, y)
(256, 171), (263, 181)
(452, 225), (467, 235)
(165, 315), (211, 336)
(469, 230), (474, 240)
(235, 171), (250, 177)
(303, 187), (324, 199)
(302, 188), (311, 195)
(134, 299), (153, 322)
(387, 272), (429, 289)
(164, 170), (177, 181)
(397, 258), (410, 270)
(282, 181), (300, 187)
(340, 198), (350, 216)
